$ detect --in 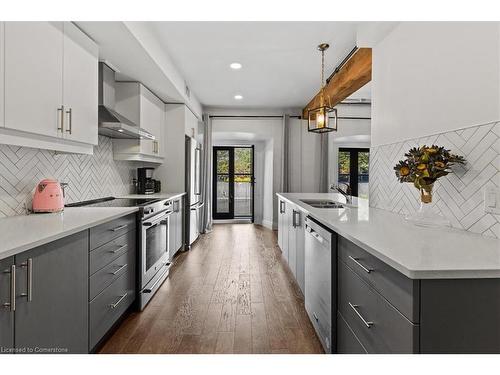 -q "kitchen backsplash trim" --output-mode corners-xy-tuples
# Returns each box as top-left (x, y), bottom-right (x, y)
(0, 136), (136, 217)
(369, 121), (500, 238)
